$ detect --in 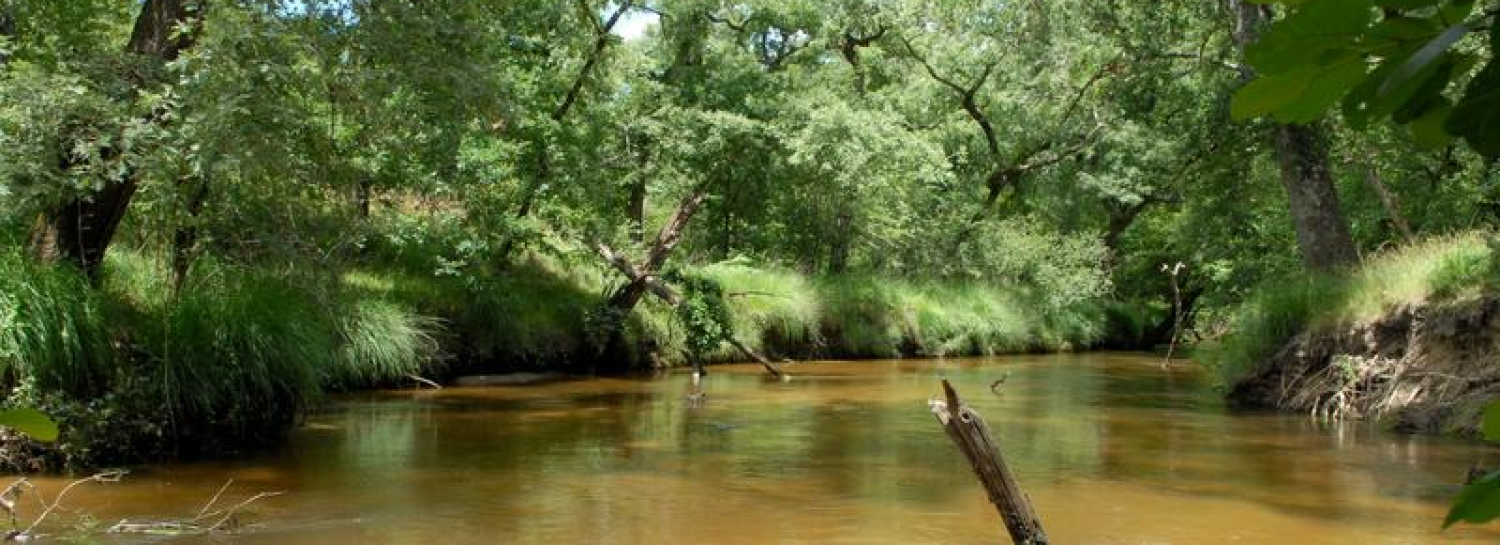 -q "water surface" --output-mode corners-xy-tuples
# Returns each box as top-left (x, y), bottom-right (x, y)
(23, 354), (1500, 543)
